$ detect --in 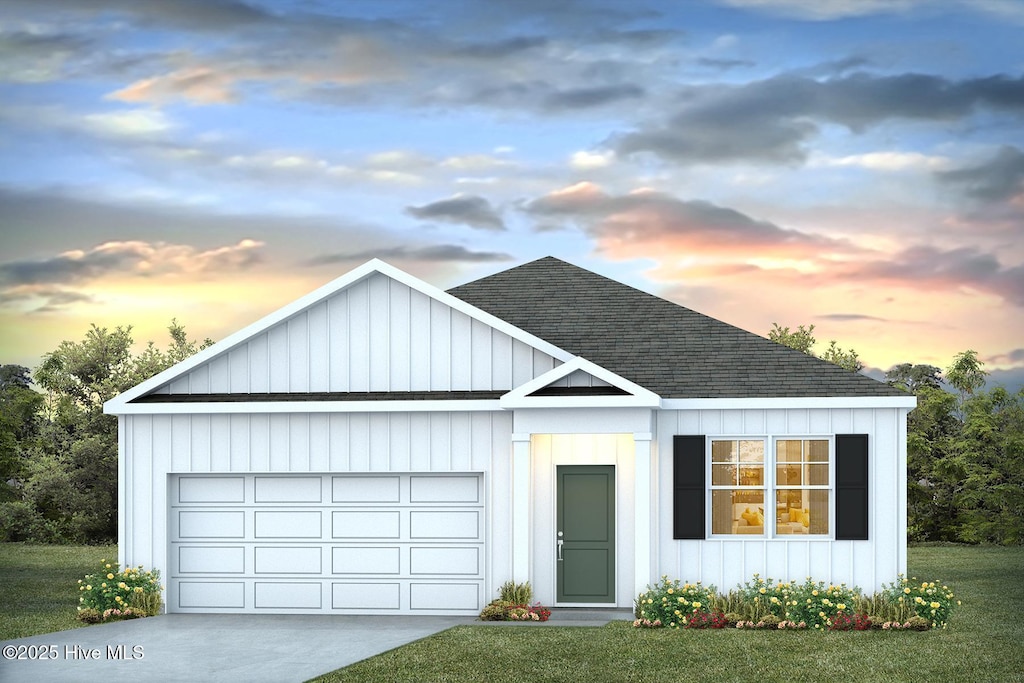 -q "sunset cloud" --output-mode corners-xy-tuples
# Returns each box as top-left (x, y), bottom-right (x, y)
(406, 194), (506, 231)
